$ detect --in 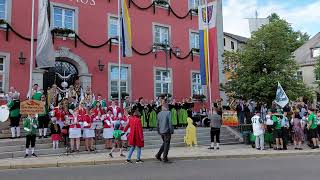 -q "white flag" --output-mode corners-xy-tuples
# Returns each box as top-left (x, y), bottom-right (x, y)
(36, 0), (55, 68)
(275, 82), (289, 108)
(248, 18), (269, 35)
